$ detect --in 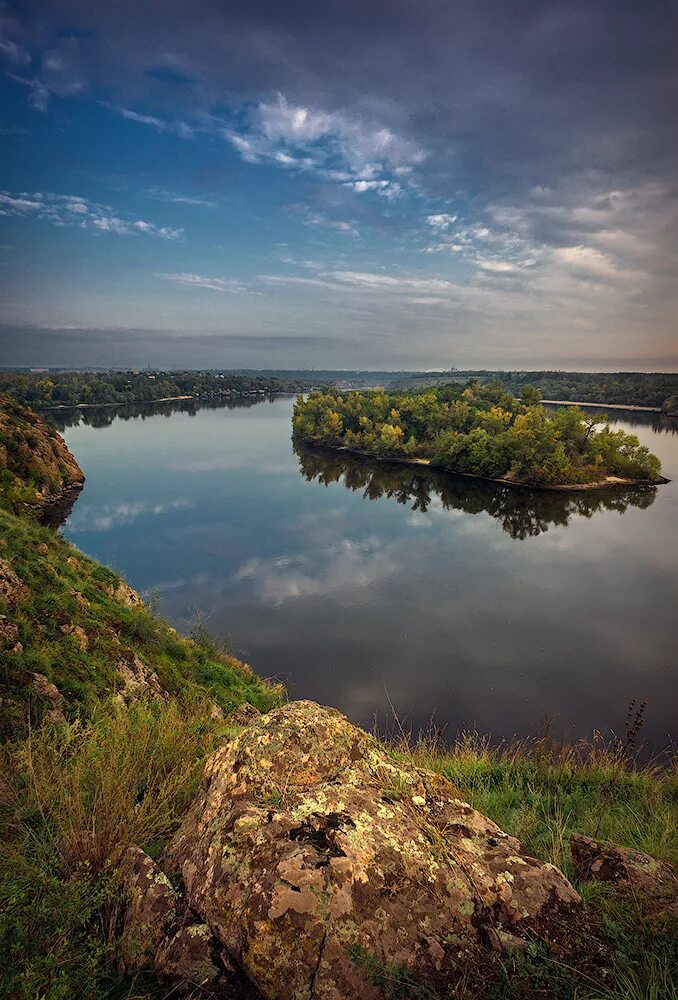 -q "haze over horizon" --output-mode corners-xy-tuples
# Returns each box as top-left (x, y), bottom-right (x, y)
(1, 1), (677, 371)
